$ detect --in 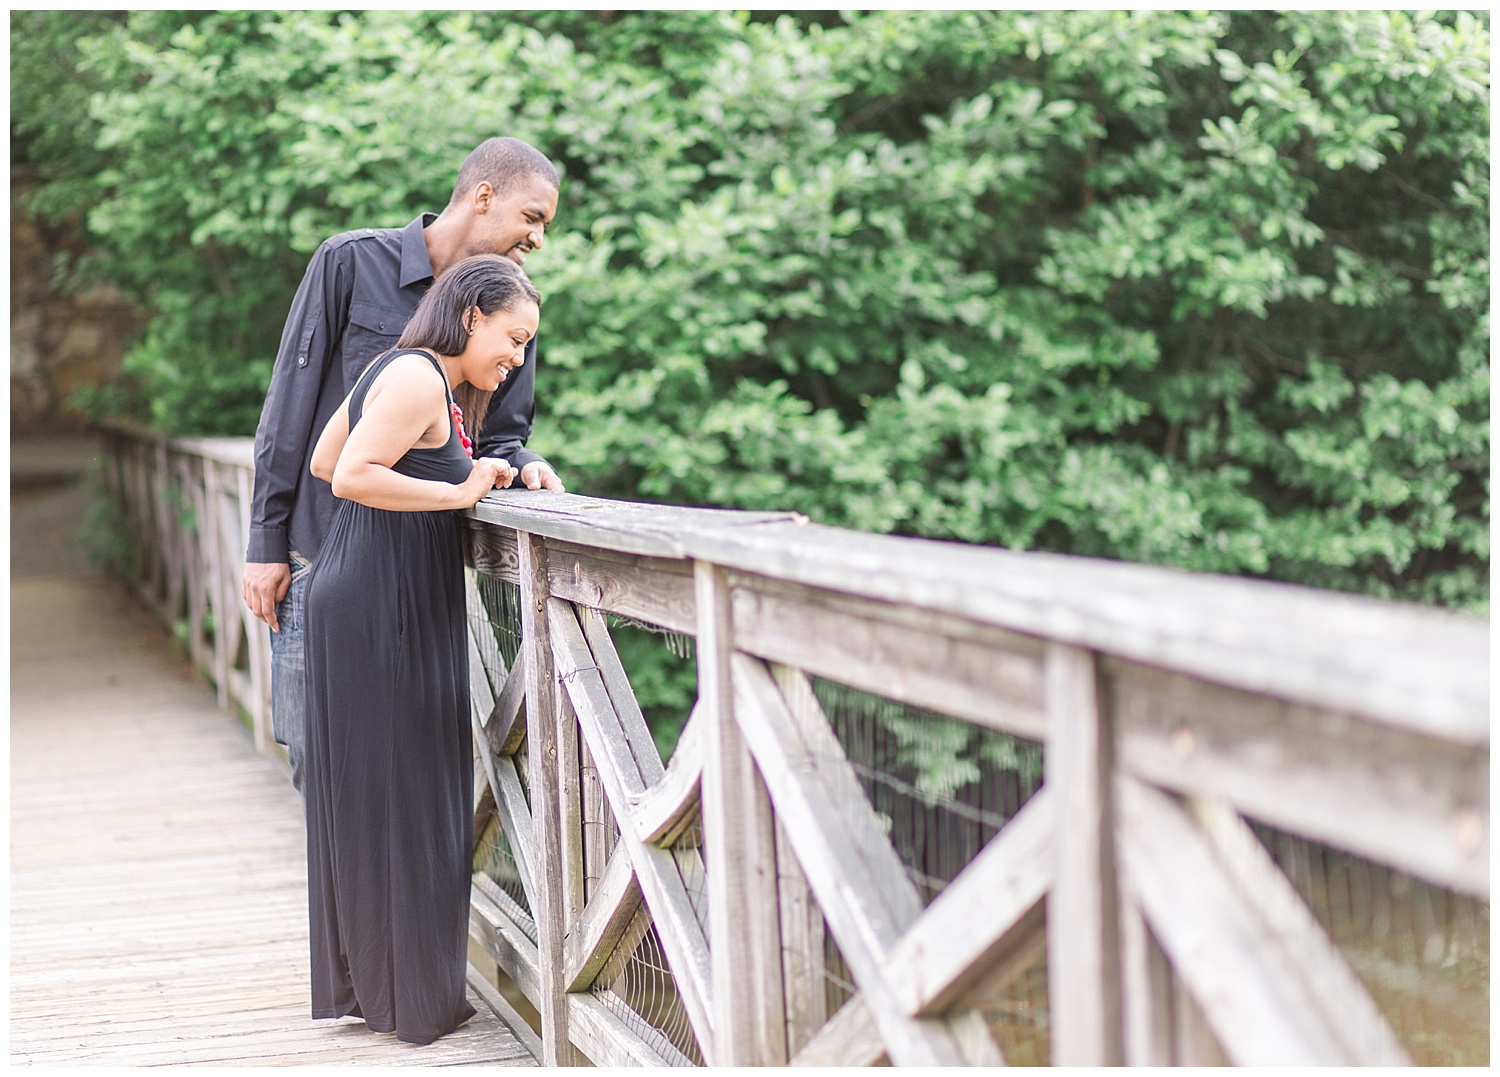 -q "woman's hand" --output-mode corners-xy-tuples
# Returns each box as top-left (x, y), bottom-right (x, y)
(481, 456), (519, 490)
(455, 457), (512, 507)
